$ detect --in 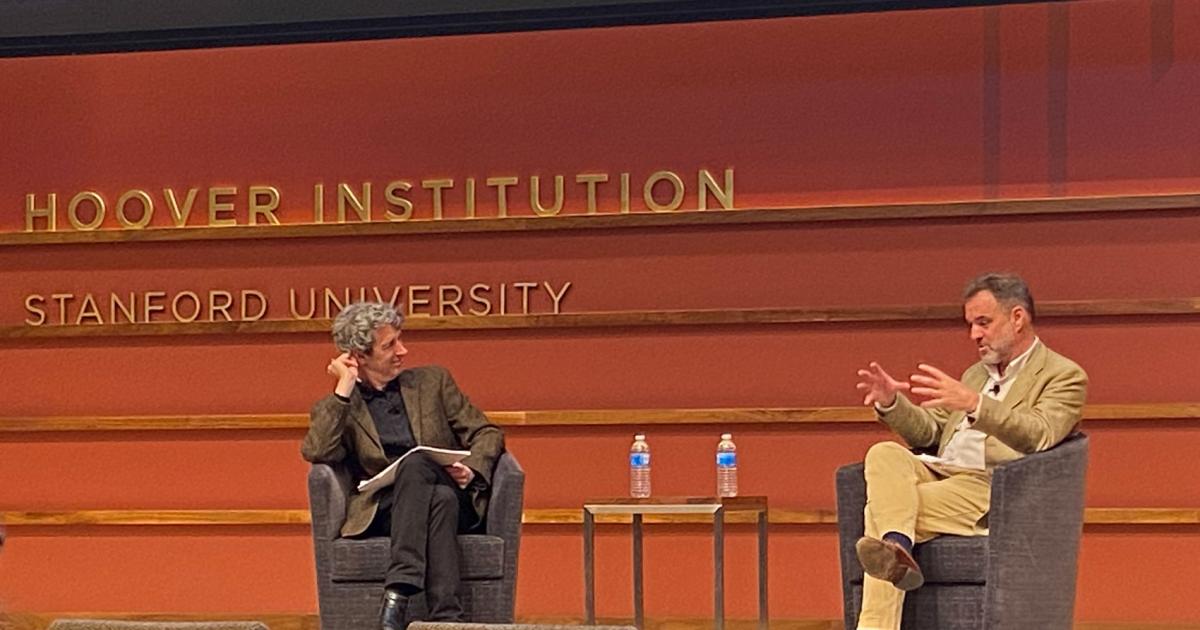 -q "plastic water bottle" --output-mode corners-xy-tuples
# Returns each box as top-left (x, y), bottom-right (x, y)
(630, 433), (651, 498)
(716, 433), (738, 498)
